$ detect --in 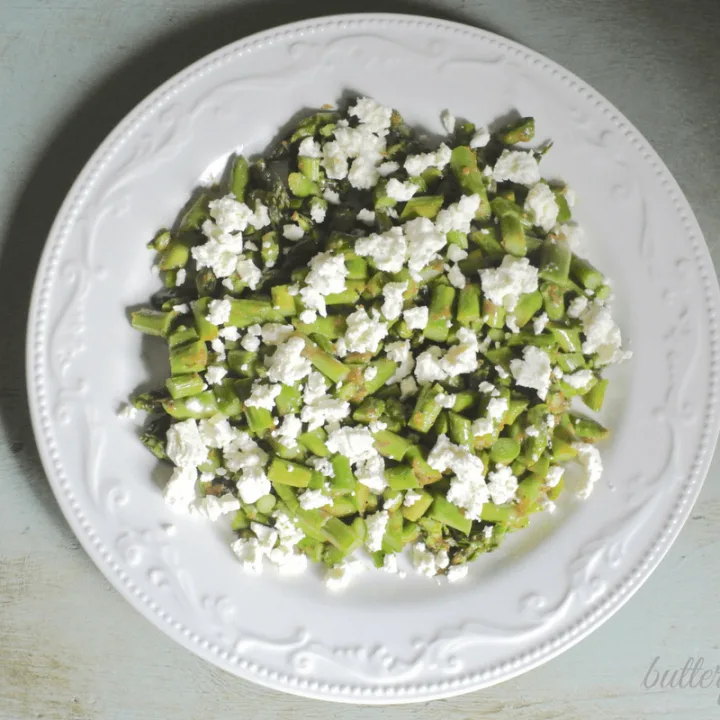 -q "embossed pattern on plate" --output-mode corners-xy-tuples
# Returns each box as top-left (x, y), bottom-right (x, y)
(26, 14), (720, 703)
